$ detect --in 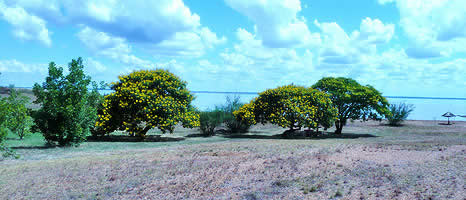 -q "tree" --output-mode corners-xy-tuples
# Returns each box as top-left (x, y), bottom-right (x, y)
(95, 69), (200, 137)
(0, 98), (9, 144)
(387, 103), (414, 126)
(5, 88), (34, 140)
(33, 58), (99, 146)
(312, 77), (390, 134)
(235, 85), (337, 134)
